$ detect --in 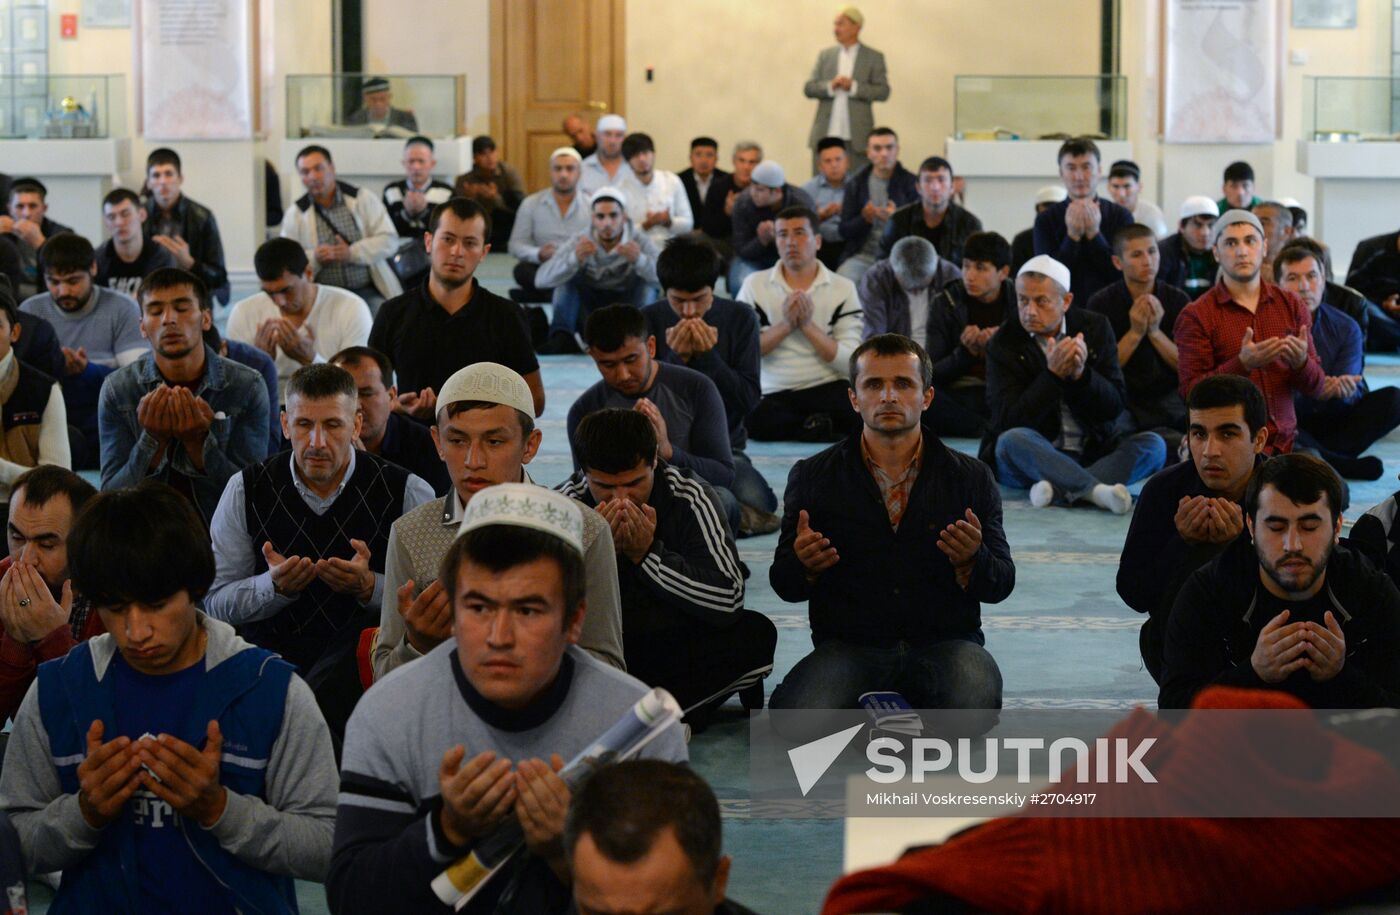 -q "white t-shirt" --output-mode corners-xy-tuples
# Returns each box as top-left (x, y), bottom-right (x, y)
(225, 284), (373, 403)
(907, 287), (931, 350)
(619, 170), (694, 245)
(737, 262), (864, 395)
